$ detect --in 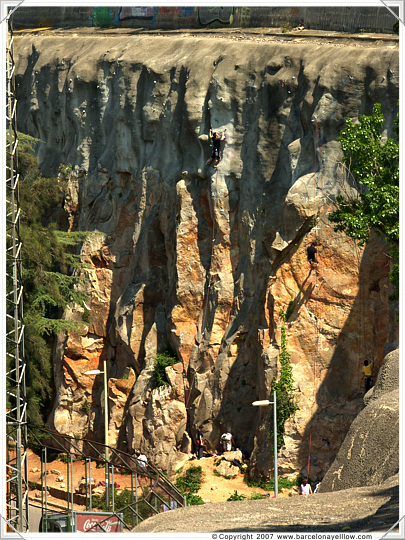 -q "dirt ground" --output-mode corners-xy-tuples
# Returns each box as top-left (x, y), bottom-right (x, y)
(15, 25), (399, 50)
(27, 449), (294, 508)
(180, 456), (295, 502)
